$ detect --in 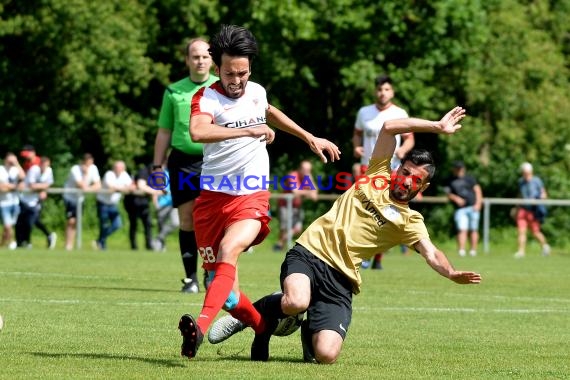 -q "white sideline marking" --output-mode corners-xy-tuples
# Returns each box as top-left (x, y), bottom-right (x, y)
(0, 298), (567, 313)
(354, 306), (569, 314)
(0, 271), (108, 280)
(0, 298), (203, 307)
(403, 290), (570, 304)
